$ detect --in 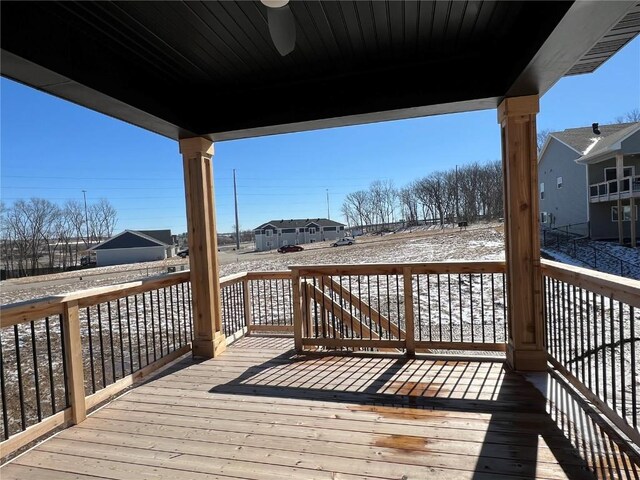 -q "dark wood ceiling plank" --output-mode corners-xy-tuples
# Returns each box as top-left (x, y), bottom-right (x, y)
(56, 2), (187, 84)
(176, 2), (272, 78)
(319, 2), (356, 61)
(334, 2), (368, 59)
(116, 2), (234, 82)
(417, 1), (436, 52)
(456, 1), (484, 51)
(370, 1), (392, 56)
(354, 1), (381, 57)
(430, 1), (452, 51)
(387, 0), (407, 58)
(402, 0), (420, 56)
(443, 1), (469, 53)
